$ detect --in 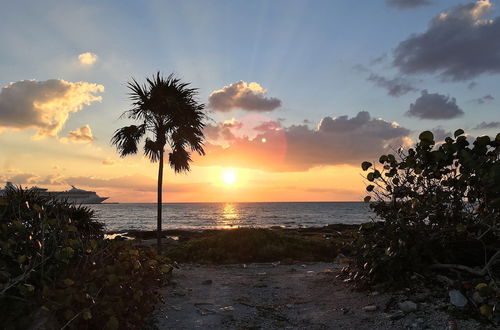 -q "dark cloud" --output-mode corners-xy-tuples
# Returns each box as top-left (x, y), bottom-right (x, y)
(386, 0), (431, 9)
(432, 127), (452, 141)
(198, 112), (411, 171)
(204, 119), (243, 142)
(208, 81), (281, 112)
(474, 121), (500, 129)
(367, 74), (419, 97)
(406, 90), (464, 120)
(0, 79), (103, 138)
(468, 81), (478, 89)
(470, 94), (494, 104)
(393, 1), (500, 81)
